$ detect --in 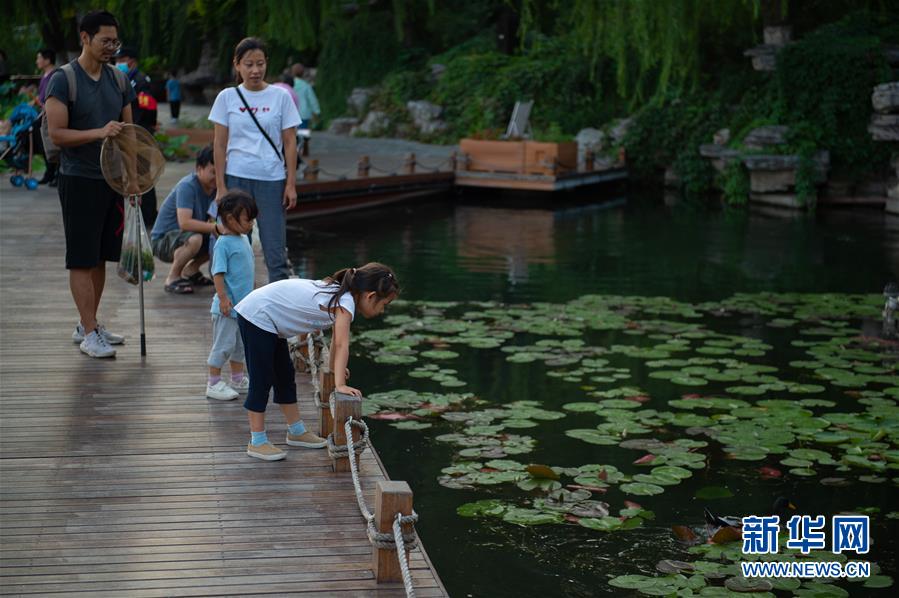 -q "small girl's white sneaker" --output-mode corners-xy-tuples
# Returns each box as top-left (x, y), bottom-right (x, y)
(230, 377), (250, 394)
(206, 380), (239, 401)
